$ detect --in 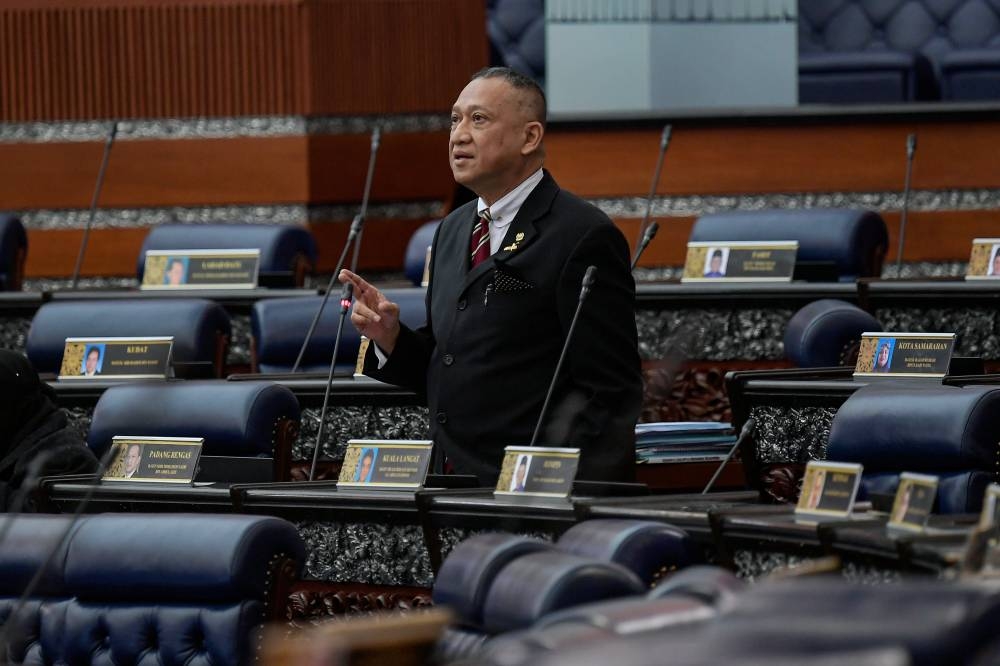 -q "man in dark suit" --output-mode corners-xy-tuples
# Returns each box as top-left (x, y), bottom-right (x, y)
(340, 67), (641, 485)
